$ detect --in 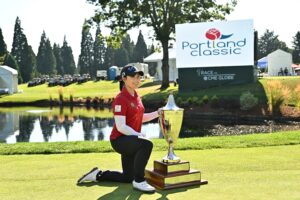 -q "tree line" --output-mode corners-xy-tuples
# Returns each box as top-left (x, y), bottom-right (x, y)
(257, 29), (300, 63)
(0, 17), (153, 83)
(2, 17), (300, 84)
